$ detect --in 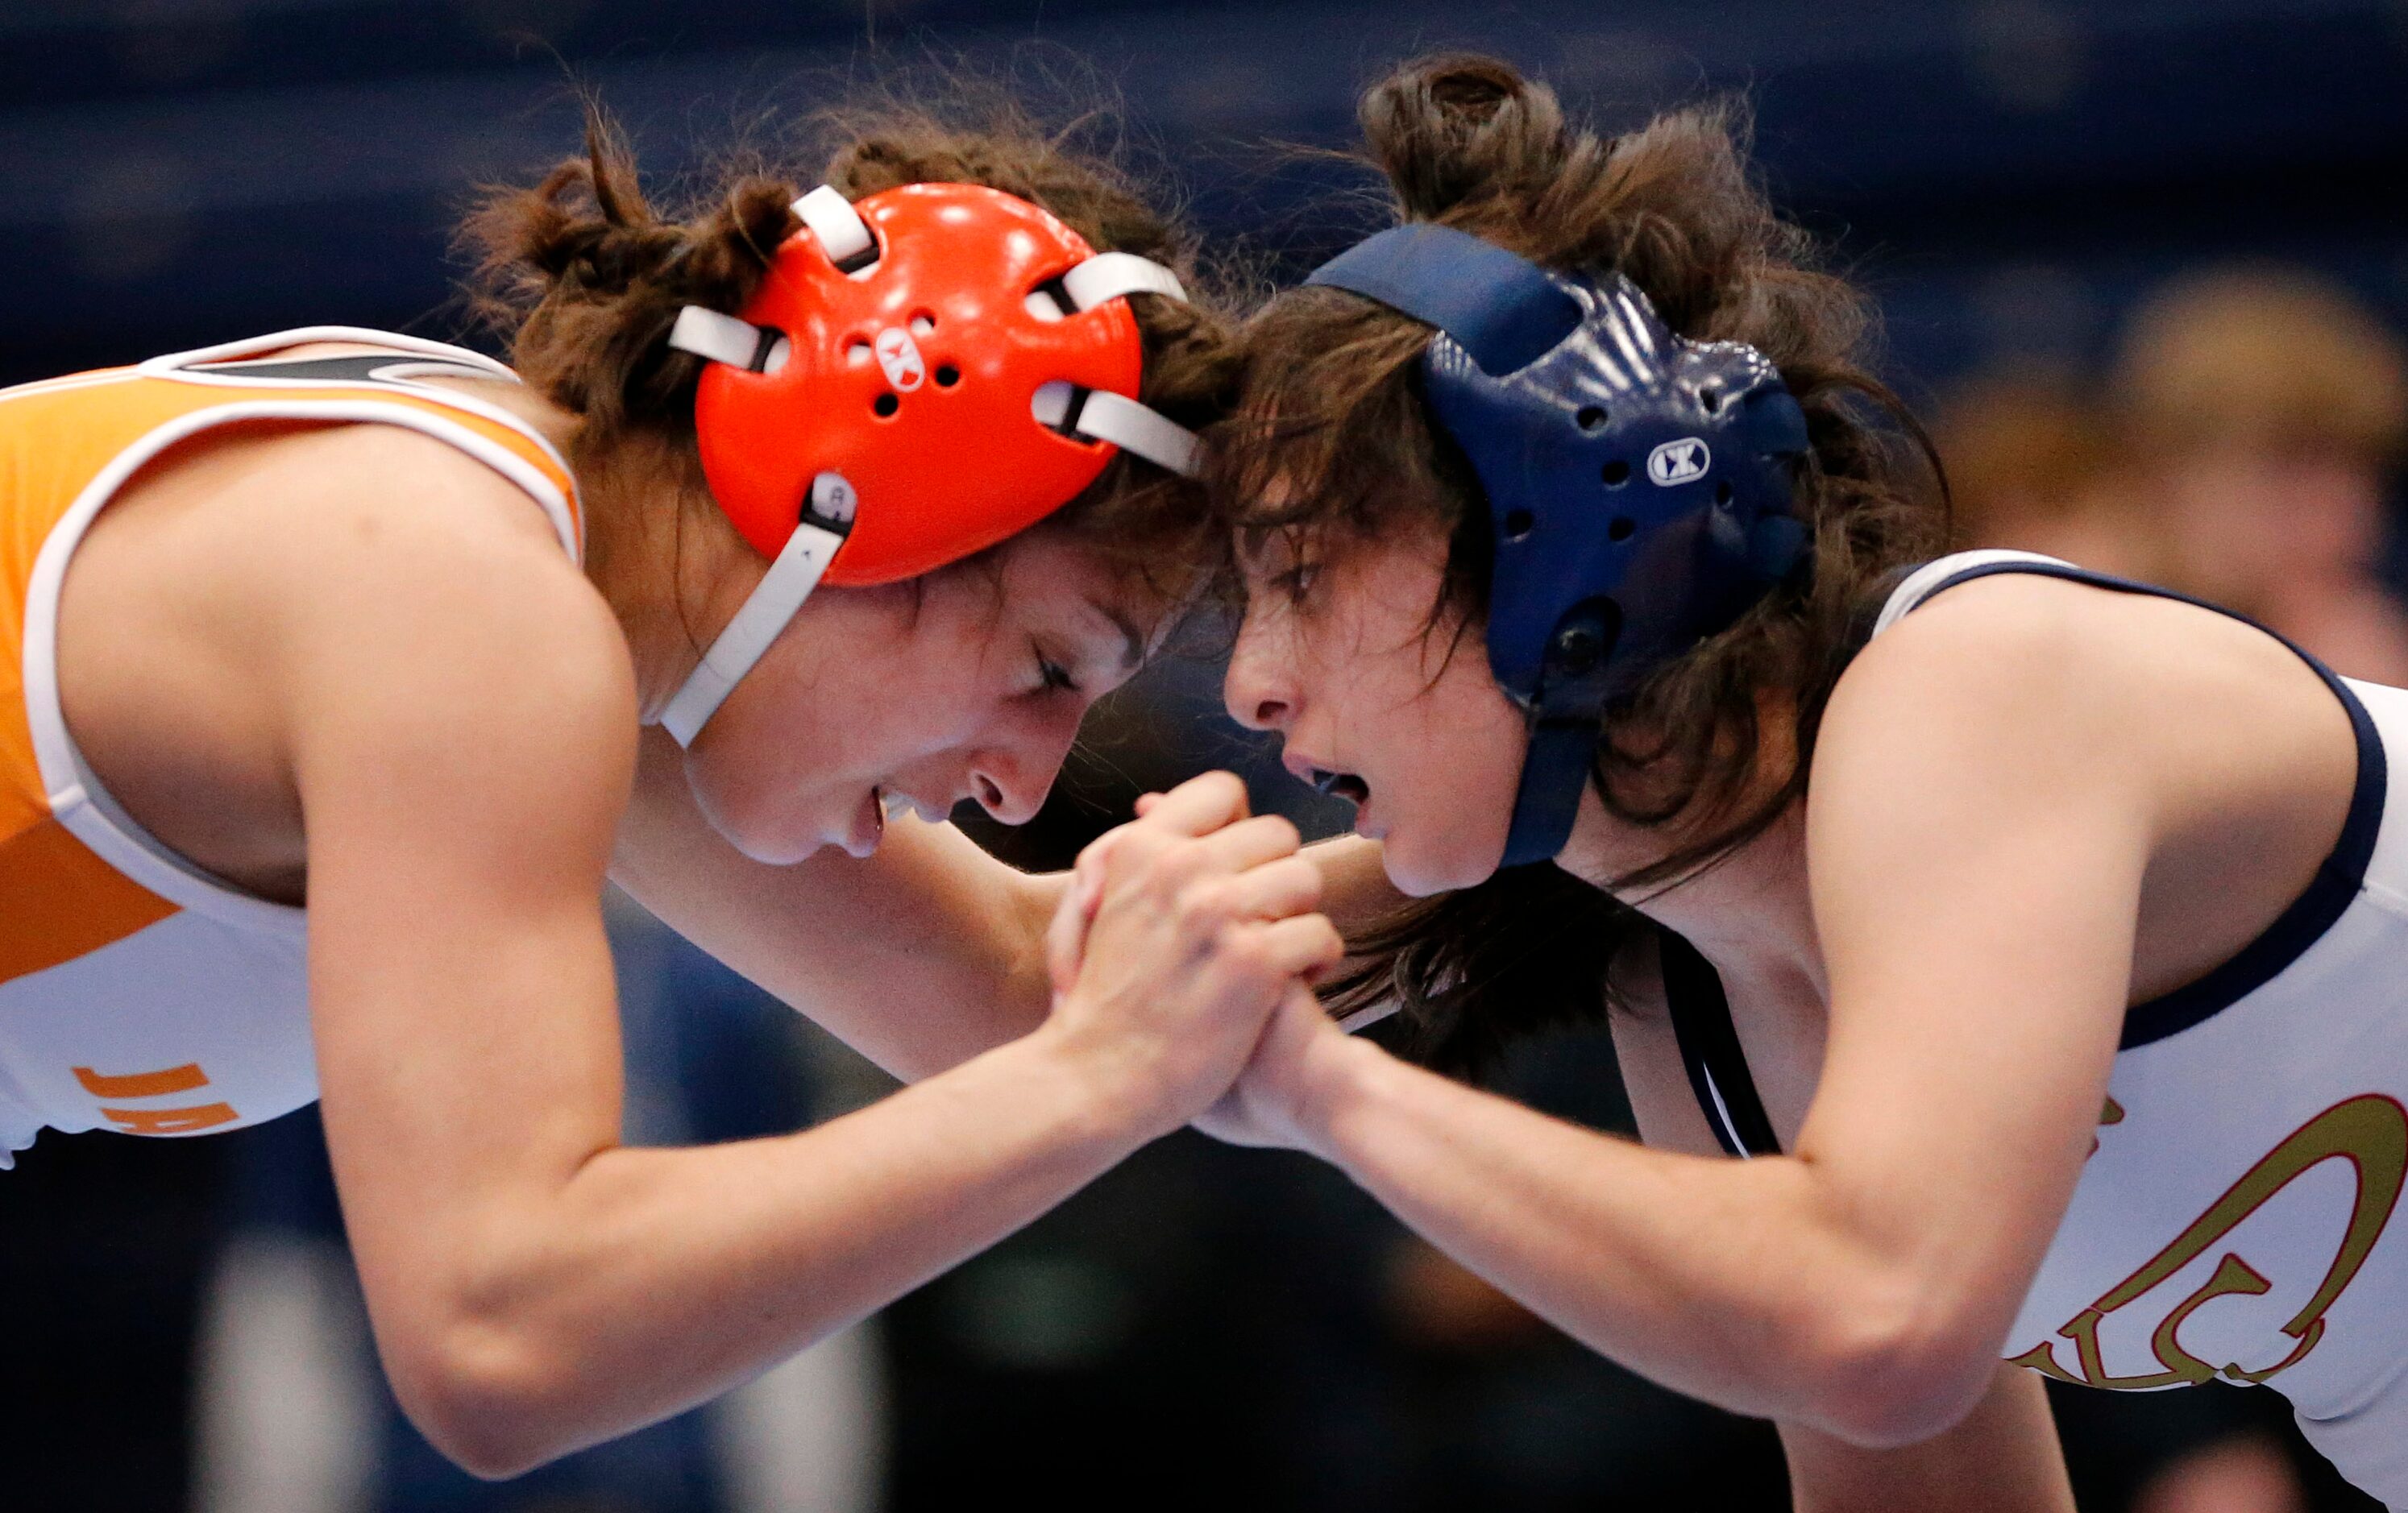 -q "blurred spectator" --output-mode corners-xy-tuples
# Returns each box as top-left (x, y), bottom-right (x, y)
(2112, 267), (2408, 682)
(1935, 367), (2165, 579)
